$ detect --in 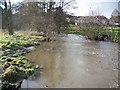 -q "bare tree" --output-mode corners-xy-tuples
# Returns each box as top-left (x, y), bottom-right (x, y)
(89, 8), (103, 16)
(78, 8), (109, 40)
(8, 0), (13, 35)
(1, 0), (13, 35)
(12, 0), (76, 39)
